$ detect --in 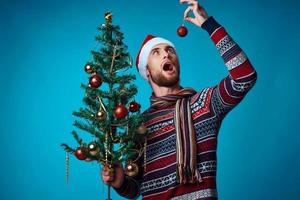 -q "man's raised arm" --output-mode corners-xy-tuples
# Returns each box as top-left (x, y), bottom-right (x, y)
(181, 0), (257, 115)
